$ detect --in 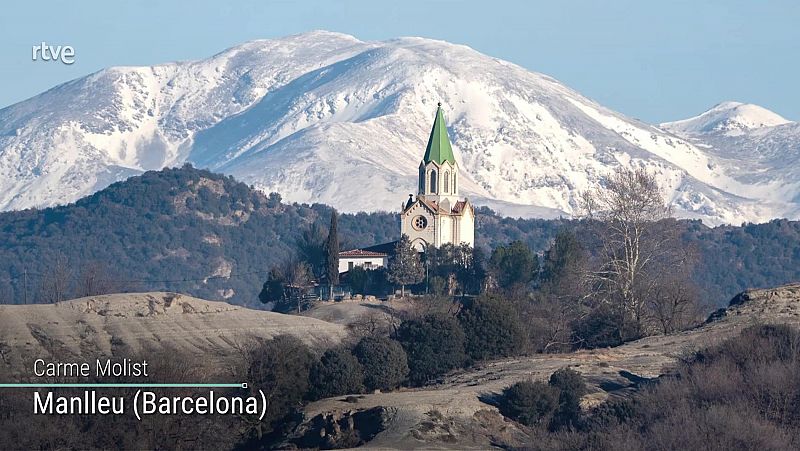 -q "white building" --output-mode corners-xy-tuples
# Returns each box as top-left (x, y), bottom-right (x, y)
(338, 249), (389, 273)
(400, 103), (475, 251)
